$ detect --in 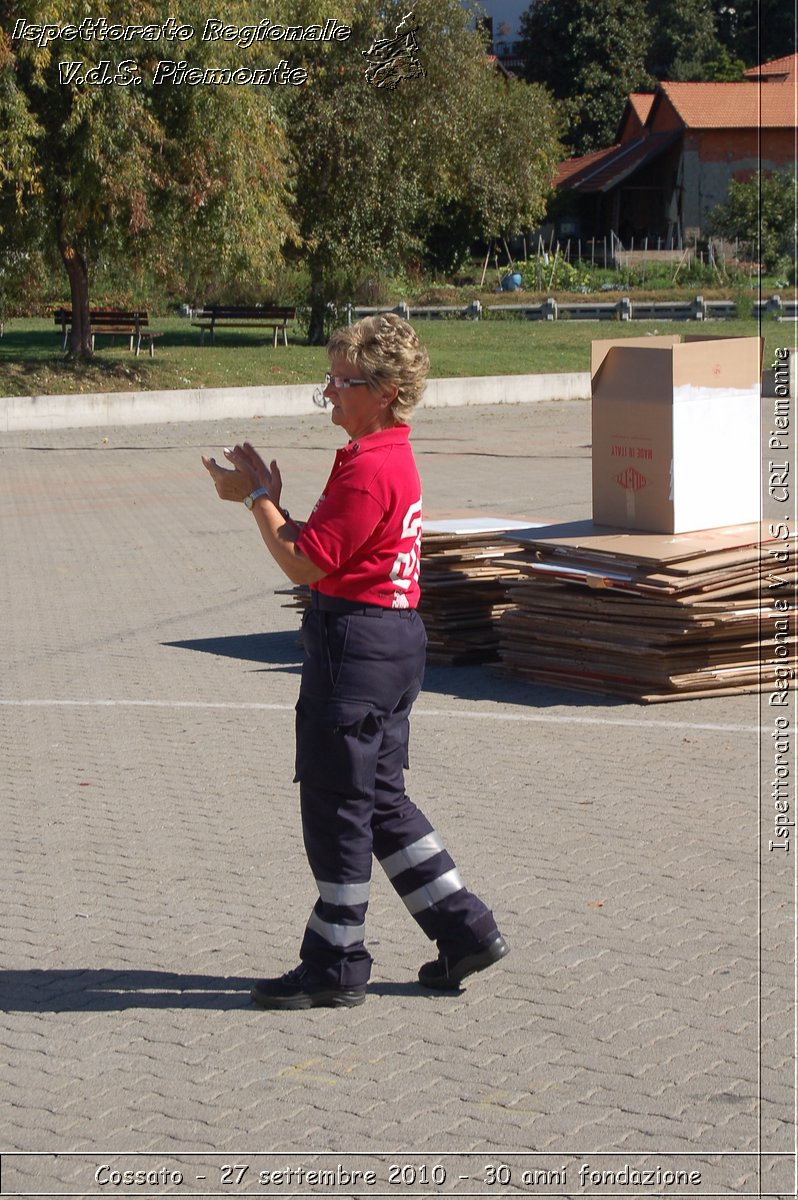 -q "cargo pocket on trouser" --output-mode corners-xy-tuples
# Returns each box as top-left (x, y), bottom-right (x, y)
(294, 697), (382, 800)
